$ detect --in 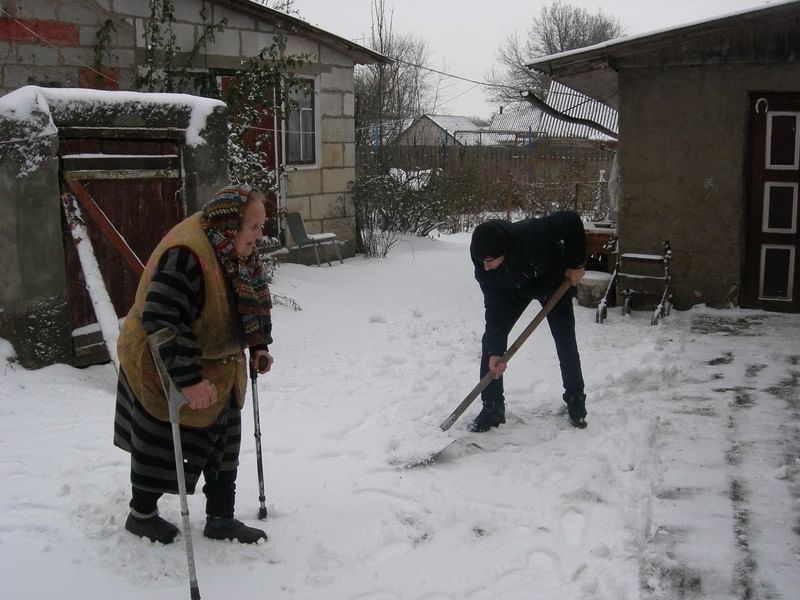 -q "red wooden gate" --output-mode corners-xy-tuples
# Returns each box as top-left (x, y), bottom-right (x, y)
(58, 128), (185, 362)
